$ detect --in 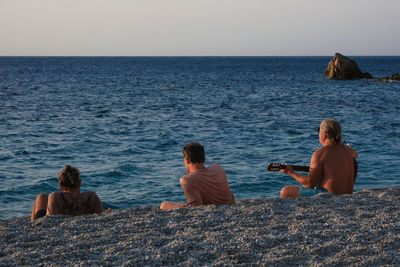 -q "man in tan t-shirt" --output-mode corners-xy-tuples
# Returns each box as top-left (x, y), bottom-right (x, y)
(160, 142), (235, 210)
